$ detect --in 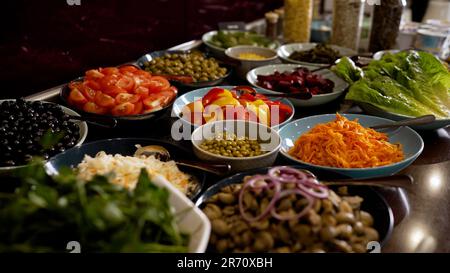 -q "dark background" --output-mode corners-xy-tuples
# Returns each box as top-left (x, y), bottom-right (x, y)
(0, 0), (282, 98)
